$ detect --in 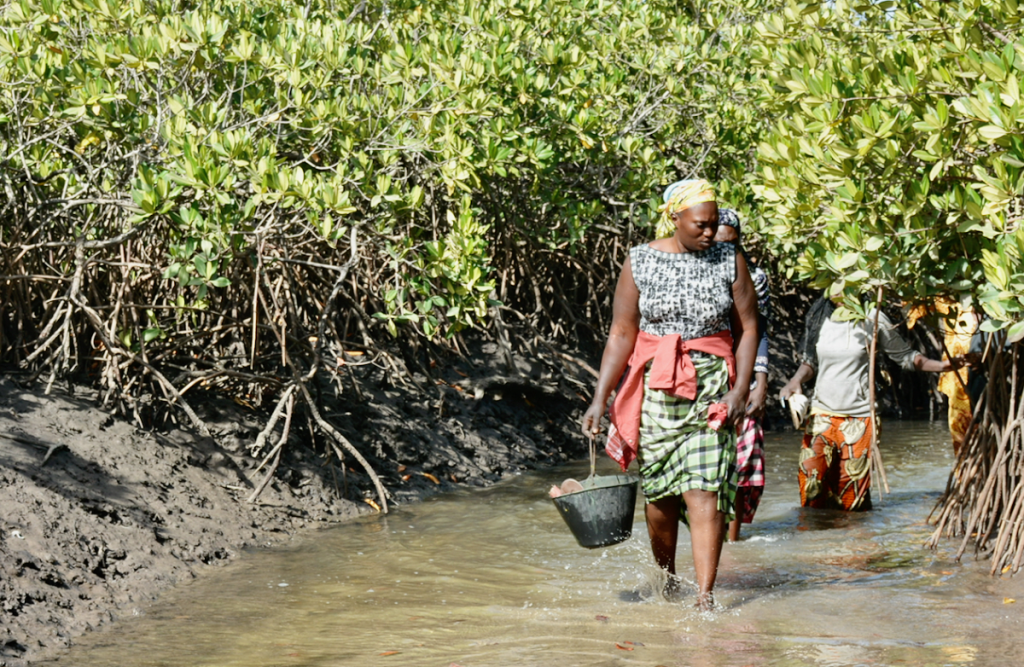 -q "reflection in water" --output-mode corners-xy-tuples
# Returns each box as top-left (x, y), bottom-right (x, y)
(50, 422), (1024, 666)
